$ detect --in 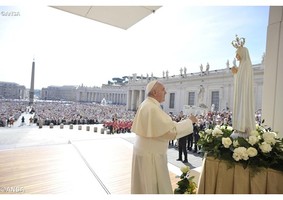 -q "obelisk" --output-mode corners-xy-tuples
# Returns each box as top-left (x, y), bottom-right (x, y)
(29, 58), (35, 106)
